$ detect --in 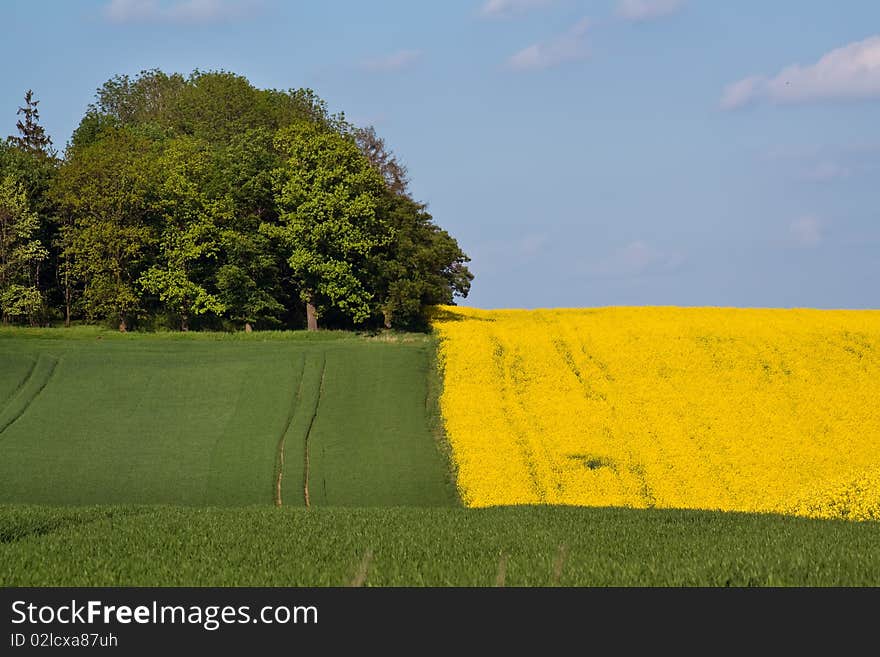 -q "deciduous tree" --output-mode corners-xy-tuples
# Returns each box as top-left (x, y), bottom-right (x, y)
(0, 175), (48, 325)
(52, 128), (159, 330)
(371, 194), (472, 329)
(139, 137), (226, 330)
(268, 123), (389, 329)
